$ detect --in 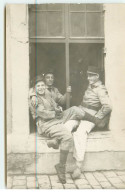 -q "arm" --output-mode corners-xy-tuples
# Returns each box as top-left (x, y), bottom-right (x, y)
(37, 105), (56, 120)
(28, 88), (37, 107)
(29, 97), (56, 120)
(55, 88), (66, 105)
(95, 86), (112, 119)
(55, 87), (72, 106)
(28, 87), (36, 98)
(83, 86), (112, 128)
